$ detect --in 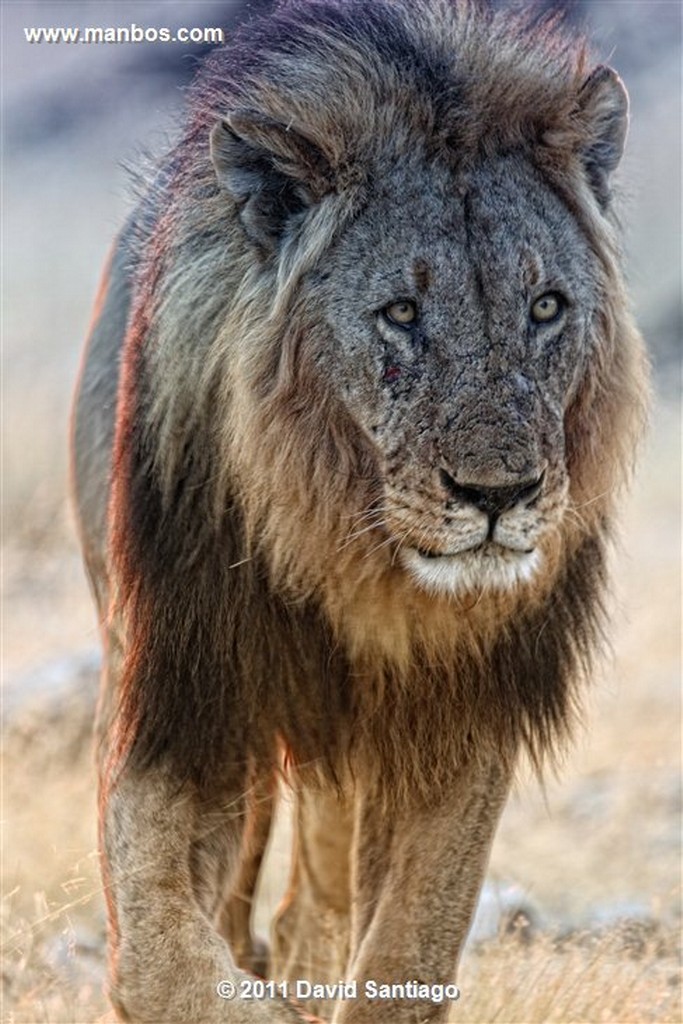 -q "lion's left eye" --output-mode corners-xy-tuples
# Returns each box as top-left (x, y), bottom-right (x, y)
(383, 300), (418, 327)
(530, 292), (565, 324)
